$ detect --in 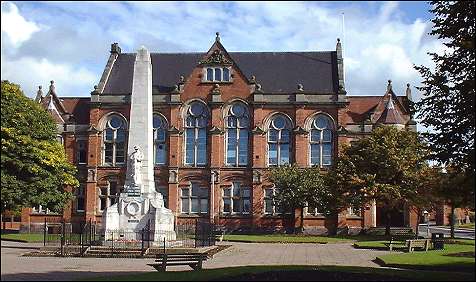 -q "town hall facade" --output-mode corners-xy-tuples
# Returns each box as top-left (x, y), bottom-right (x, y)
(23, 33), (423, 234)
